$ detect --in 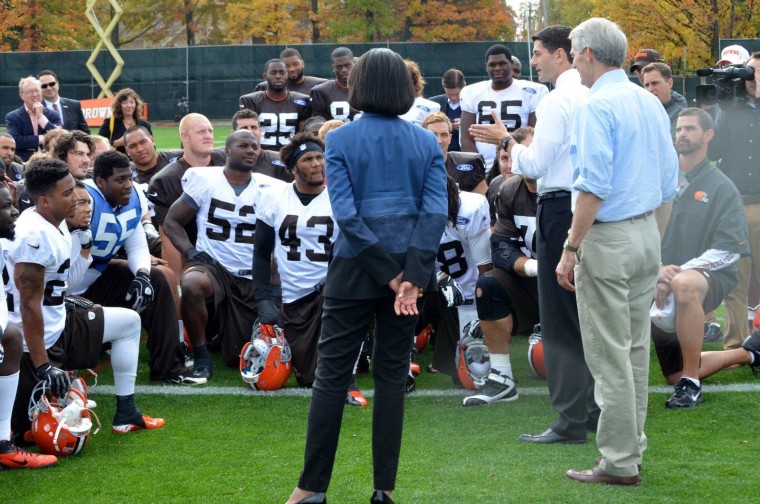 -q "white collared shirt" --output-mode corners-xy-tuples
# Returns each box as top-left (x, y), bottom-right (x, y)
(511, 69), (589, 195)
